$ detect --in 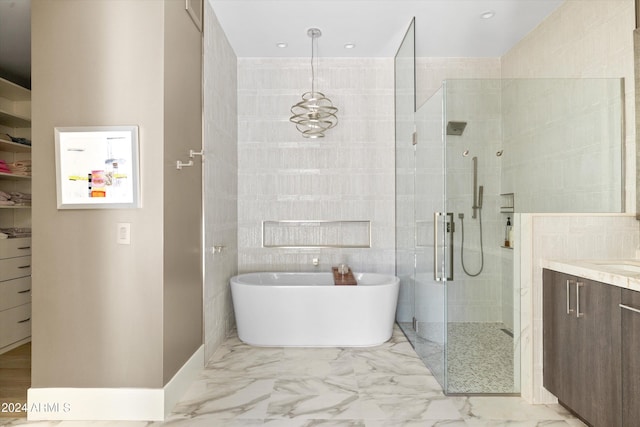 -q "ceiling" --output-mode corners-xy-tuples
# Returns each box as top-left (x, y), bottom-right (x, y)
(210, 0), (564, 58)
(0, 0), (565, 89)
